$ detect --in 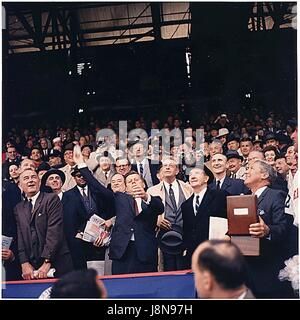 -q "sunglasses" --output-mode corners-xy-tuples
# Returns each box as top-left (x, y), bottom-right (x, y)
(74, 174), (83, 178)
